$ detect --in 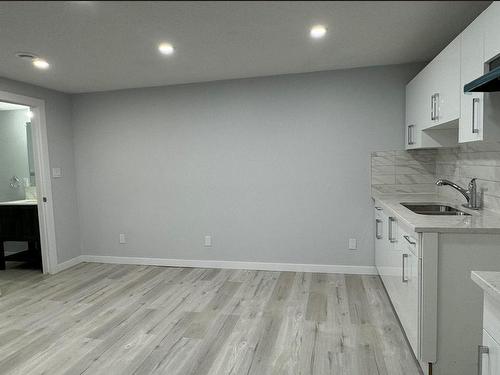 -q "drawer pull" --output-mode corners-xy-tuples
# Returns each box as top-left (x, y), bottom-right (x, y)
(388, 217), (397, 243)
(403, 235), (416, 245)
(375, 219), (383, 239)
(402, 254), (409, 283)
(478, 345), (489, 375)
